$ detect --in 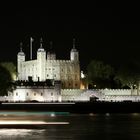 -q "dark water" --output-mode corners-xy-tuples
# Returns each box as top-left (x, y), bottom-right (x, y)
(0, 112), (140, 140)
